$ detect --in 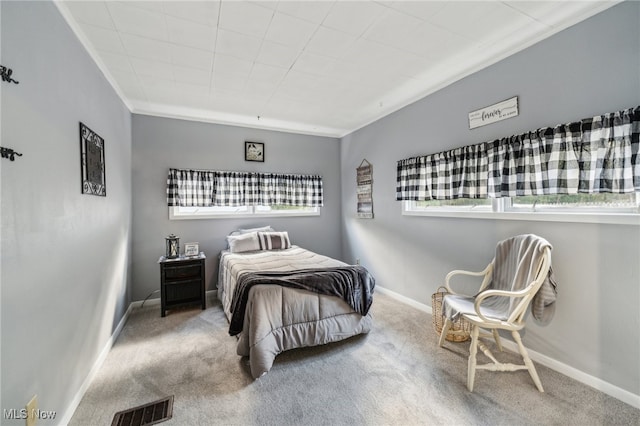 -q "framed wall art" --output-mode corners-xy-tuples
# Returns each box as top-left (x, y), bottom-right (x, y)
(245, 141), (264, 162)
(79, 122), (106, 196)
